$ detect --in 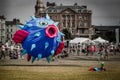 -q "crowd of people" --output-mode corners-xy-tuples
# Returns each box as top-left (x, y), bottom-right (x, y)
(0, 40), (120, 61)
(68, 42), (120, 60)
(0, 41), (23, 60)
